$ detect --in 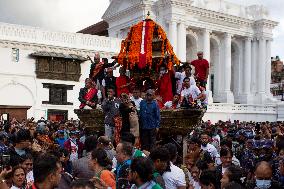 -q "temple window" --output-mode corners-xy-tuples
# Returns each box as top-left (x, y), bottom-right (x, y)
(42, 83), (74, 105)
